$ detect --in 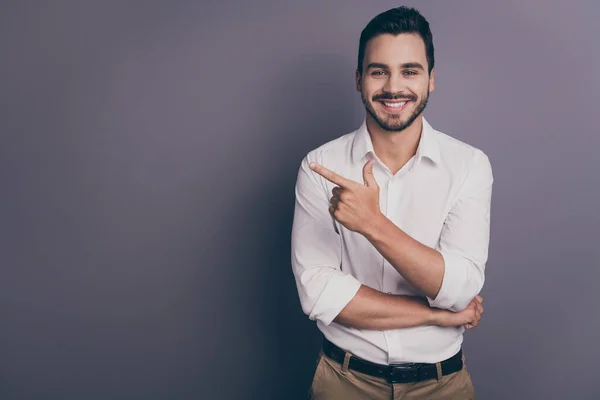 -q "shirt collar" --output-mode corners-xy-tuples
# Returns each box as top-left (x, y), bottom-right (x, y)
(351, 116), (441, 167)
